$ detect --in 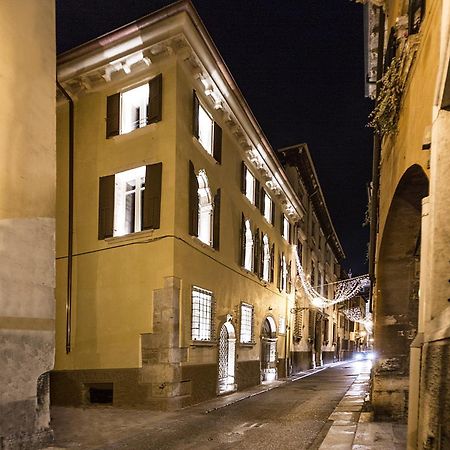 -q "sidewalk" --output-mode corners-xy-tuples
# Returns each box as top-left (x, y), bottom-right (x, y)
(318, 359), (407, 449)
